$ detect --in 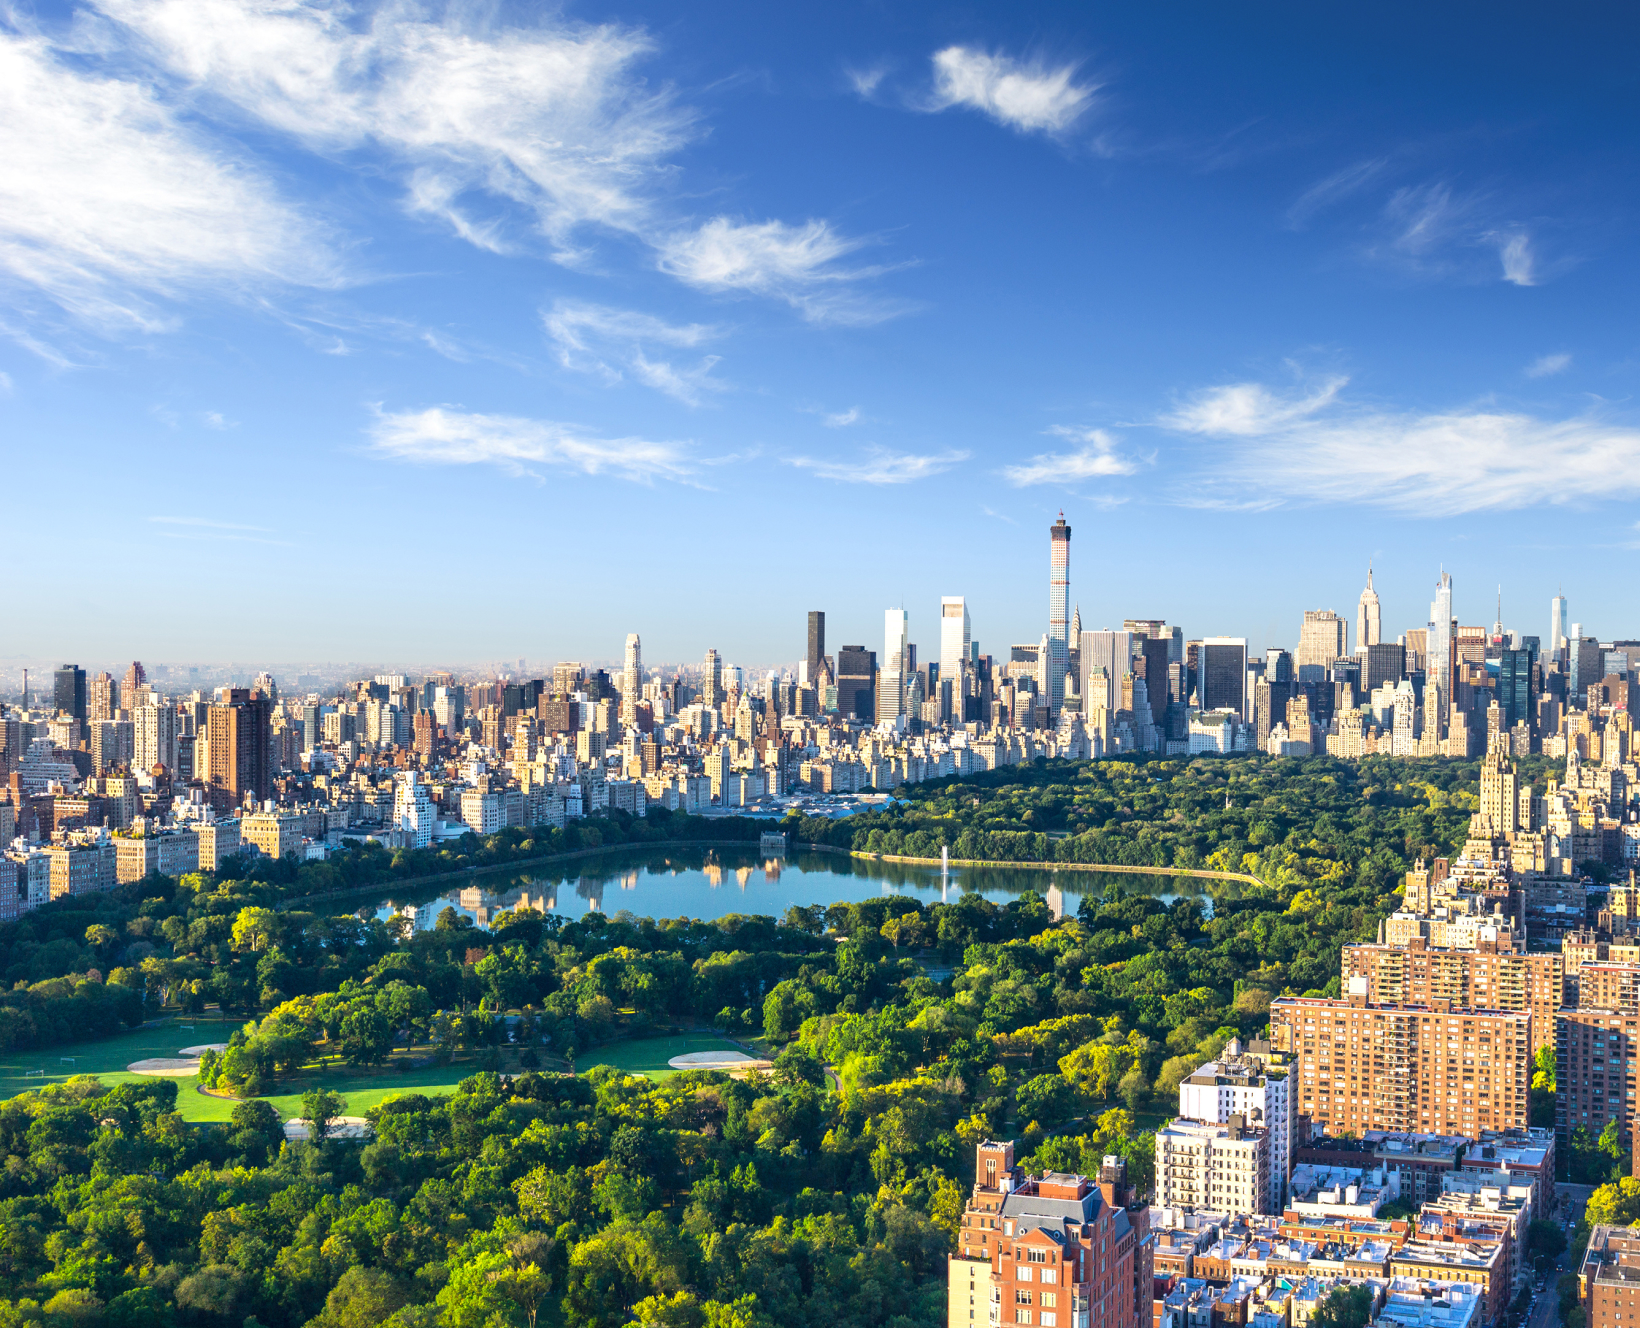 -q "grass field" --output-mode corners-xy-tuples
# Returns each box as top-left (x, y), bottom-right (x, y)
(0, 1015), (245, 1120)
(576, 1031), (749, 1080)
(0, 1023), (753, 1124)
